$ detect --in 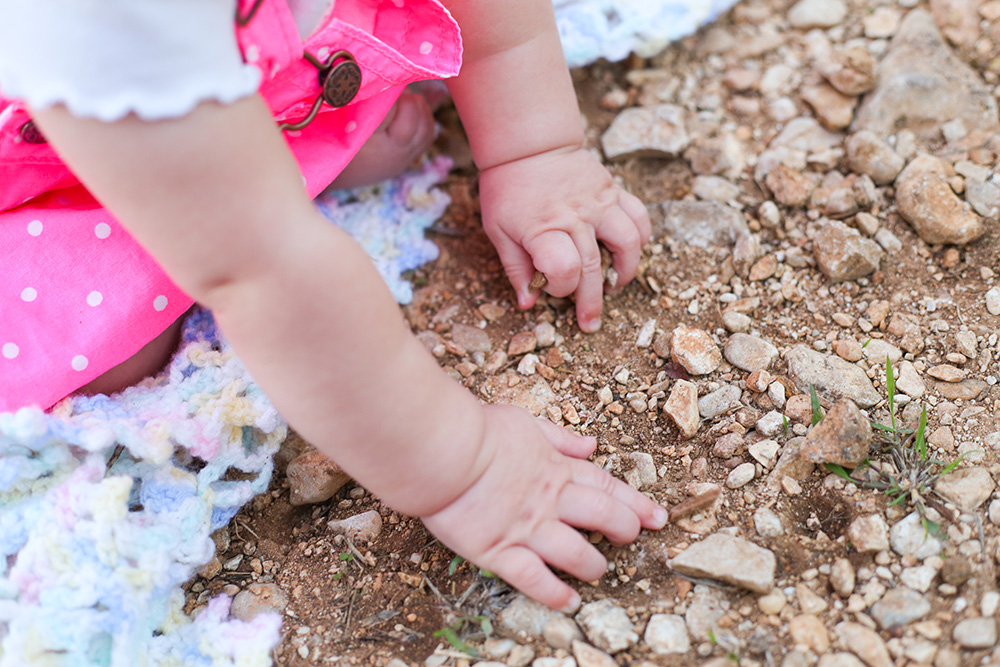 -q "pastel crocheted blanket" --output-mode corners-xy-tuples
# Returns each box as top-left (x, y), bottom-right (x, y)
(0, 2), (738, 666)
